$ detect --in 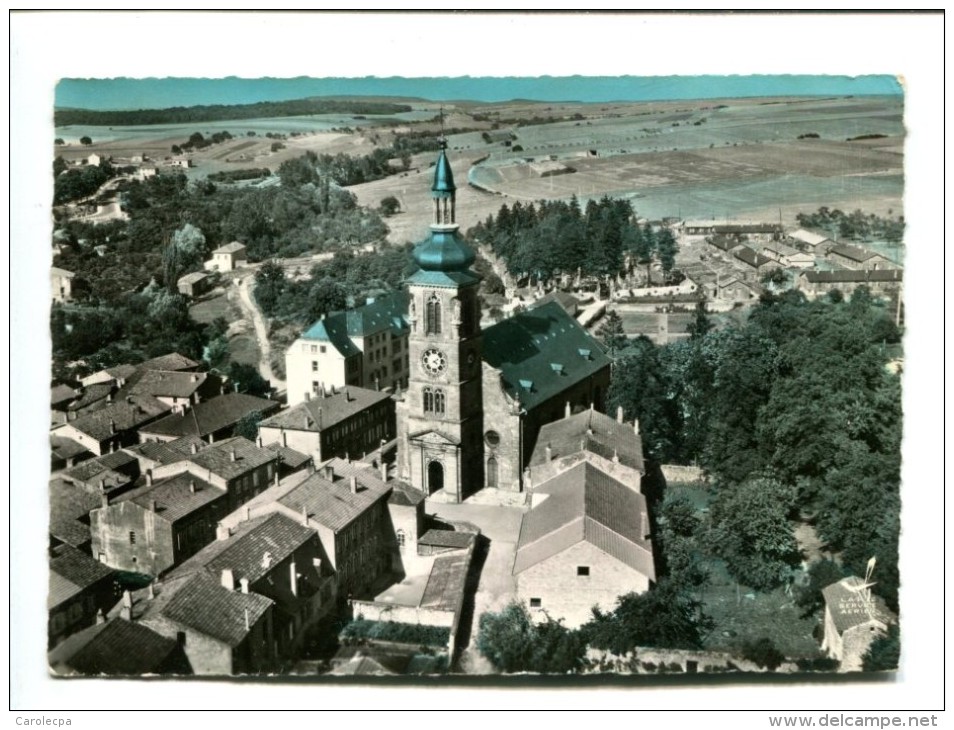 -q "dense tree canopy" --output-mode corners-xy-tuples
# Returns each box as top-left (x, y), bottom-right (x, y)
(476, 602), (586, 674)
